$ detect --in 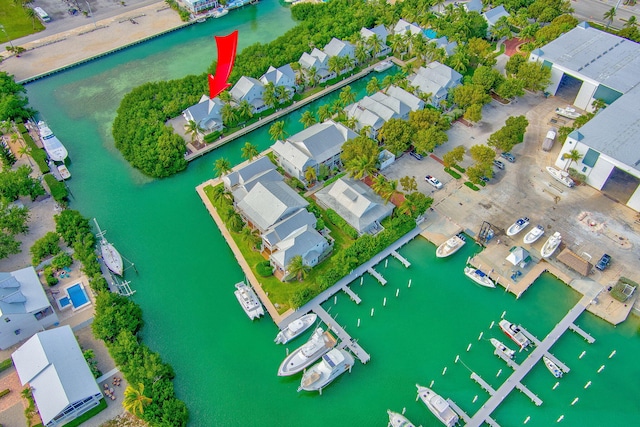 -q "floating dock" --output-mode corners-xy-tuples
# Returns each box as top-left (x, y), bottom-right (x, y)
(494, 349), (520, 369)
(569, 323), (596, 343)
(341, 285), (361, 304)
(312, 305), (370, 364)
(471, 372), (495, 395)
(519, 326), (569, 373)
(367, 267), (387, 286)
(391, 250), (411, 268)
(515, 382), (543, 406)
